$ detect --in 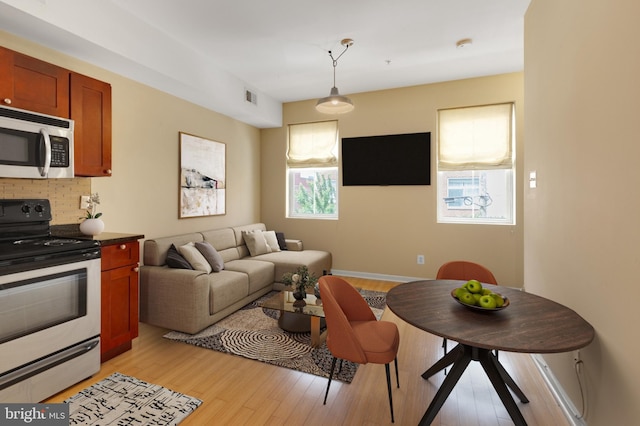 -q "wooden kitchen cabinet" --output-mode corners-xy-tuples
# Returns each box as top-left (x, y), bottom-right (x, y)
(0, 46), (113, 177)
(0, 46), (70, 118)
(70, 72), (112, 177)
(100, 239), (140, 363)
